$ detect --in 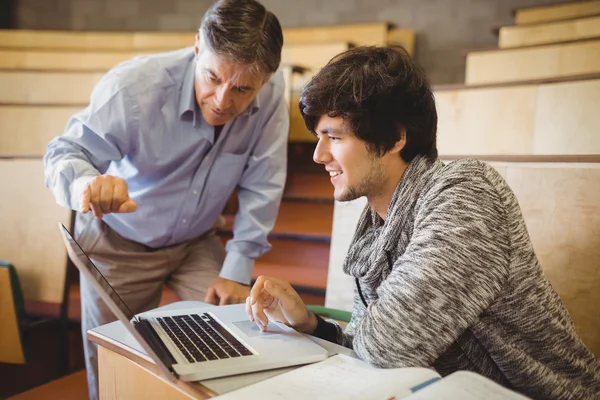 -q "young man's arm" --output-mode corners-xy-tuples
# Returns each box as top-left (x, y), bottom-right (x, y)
(43, 73), (136, 214)
(351, 172), (510, 368)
